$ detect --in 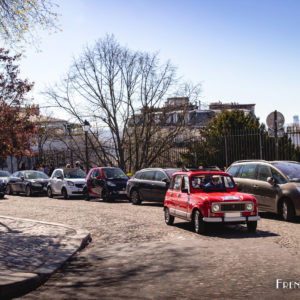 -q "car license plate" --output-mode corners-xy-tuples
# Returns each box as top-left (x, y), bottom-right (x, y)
(225, 212), (241, 218)
(119, 191), (126, 194)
